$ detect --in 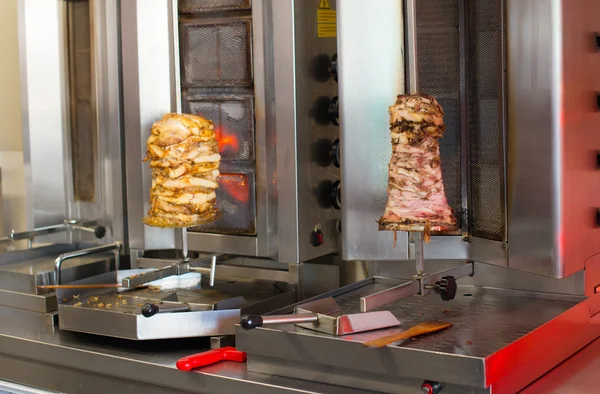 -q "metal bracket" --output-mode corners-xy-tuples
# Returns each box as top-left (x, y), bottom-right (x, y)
(1, 219), (106, 249)
(360, 262), (474, 312)
(54, 241), (121, 285)
(121, 254), (219, 288)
